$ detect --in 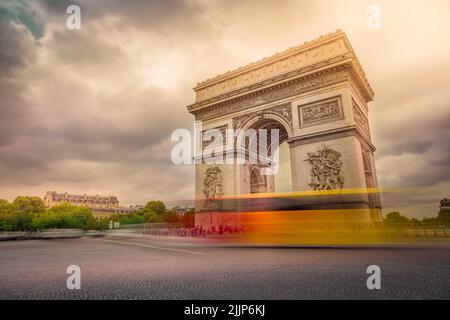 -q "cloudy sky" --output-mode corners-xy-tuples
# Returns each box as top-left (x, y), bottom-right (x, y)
(0, 0), (449, 218)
